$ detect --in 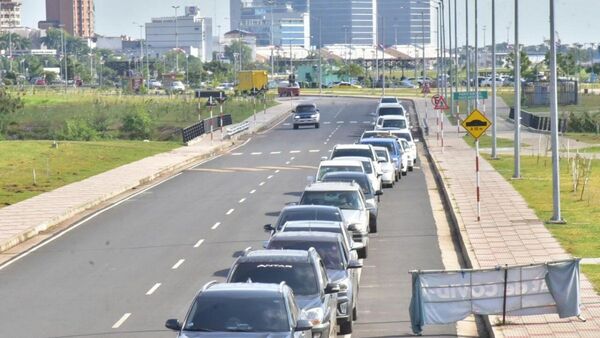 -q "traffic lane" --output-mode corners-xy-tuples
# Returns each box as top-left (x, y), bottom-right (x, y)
(353, 144), (457, 337)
